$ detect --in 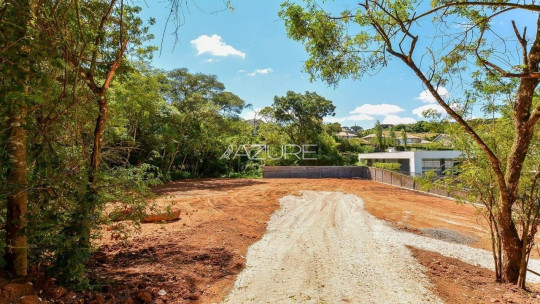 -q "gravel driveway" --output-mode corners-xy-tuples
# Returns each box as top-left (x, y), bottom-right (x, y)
(223, 191), (443, 304)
